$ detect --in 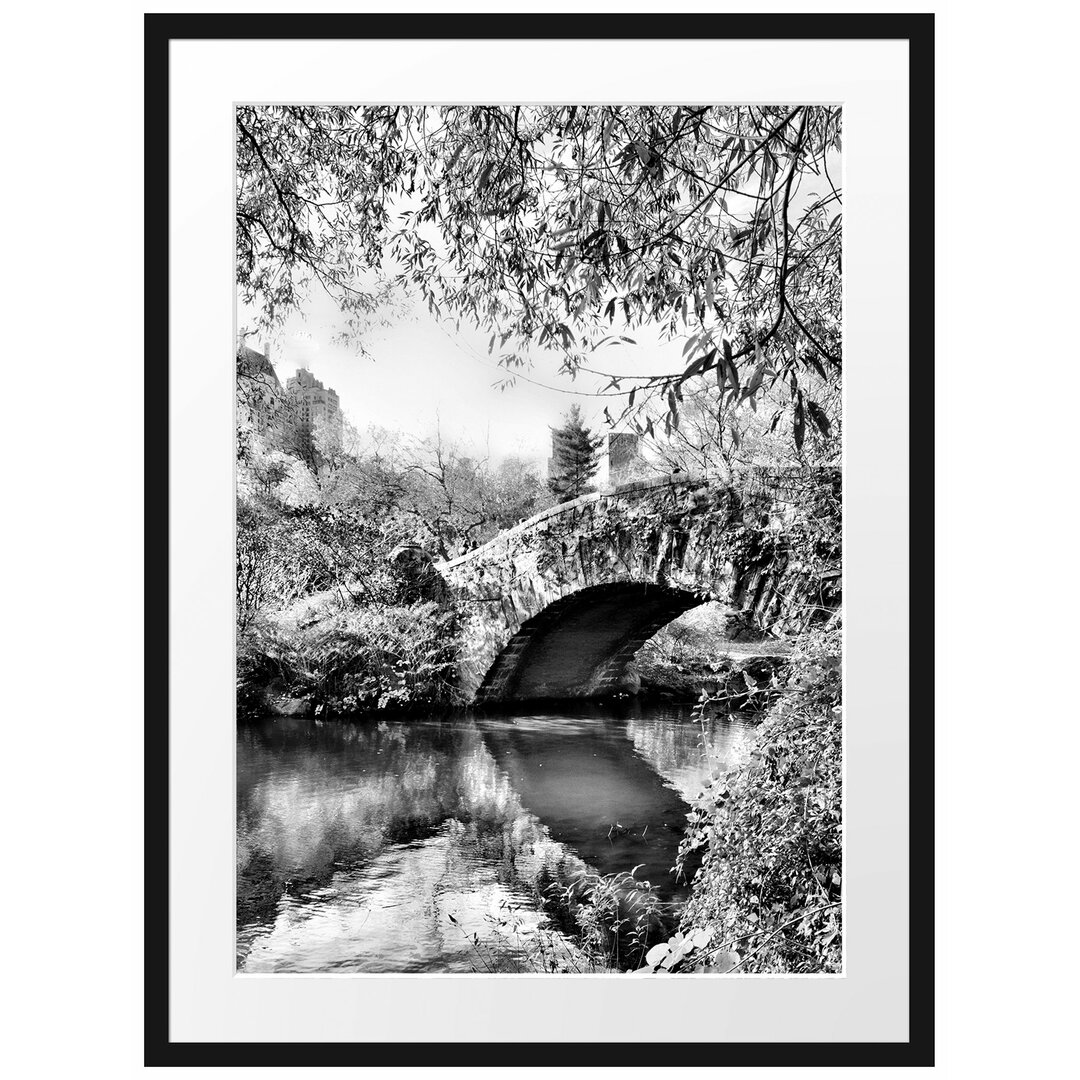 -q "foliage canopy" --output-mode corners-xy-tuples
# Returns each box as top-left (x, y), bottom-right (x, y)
(237, 105), (842, 443)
